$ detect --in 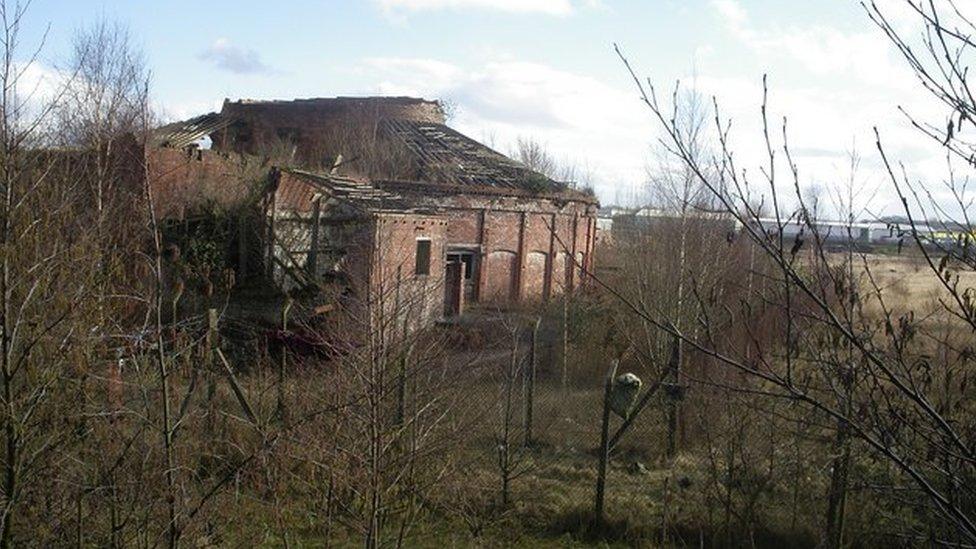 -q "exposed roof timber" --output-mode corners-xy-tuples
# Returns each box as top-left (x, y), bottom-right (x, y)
(380, 119), (575, 195)
(281, 169), (420, 214)
(153, 112), (236, 149)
